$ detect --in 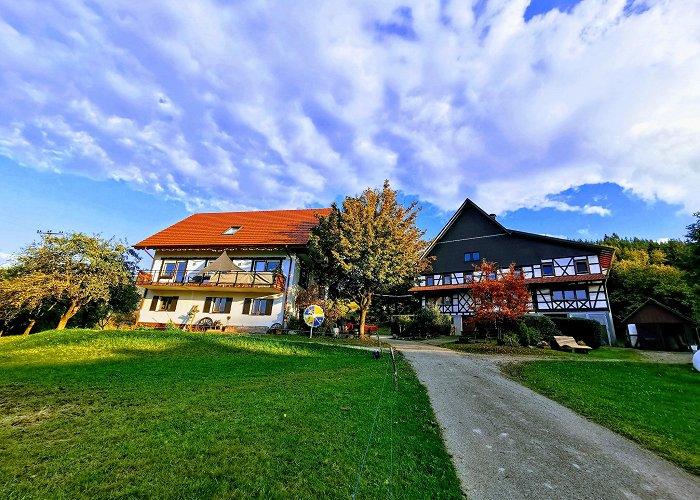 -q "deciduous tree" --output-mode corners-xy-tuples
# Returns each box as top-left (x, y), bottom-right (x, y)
(686, 213), (700, 318)
(309, 181), (431, 338)
(606, 249), (695, 321)
(468, 261), (531, 339)
(0, 233), (138, 331)
(293, 284), (350, 329)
